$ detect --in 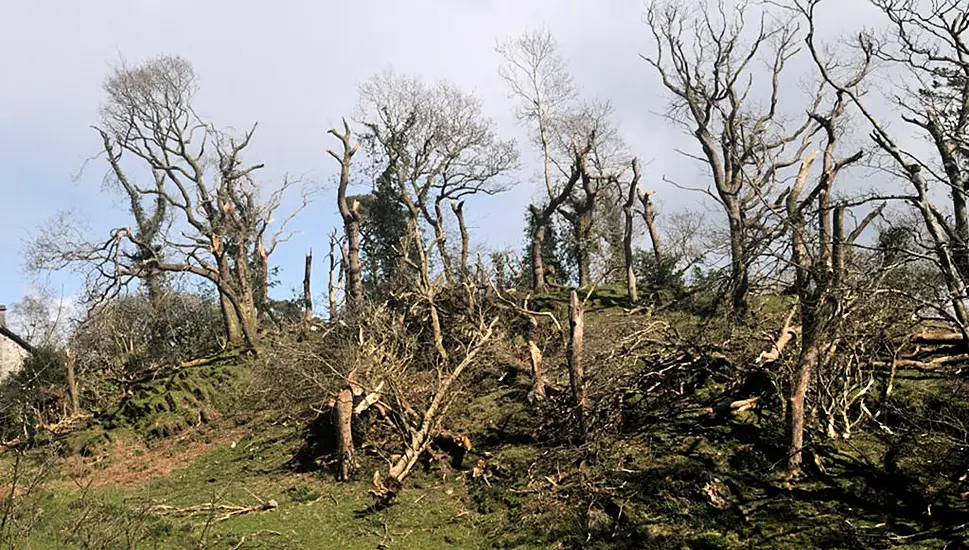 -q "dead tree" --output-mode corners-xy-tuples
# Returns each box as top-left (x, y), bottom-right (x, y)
(303, 251), (313, 323)
(328, 120), (363, 312)
(643, 0), (815, 316)
(620, 159), (643, 302)
(555, 100), (630, 288)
